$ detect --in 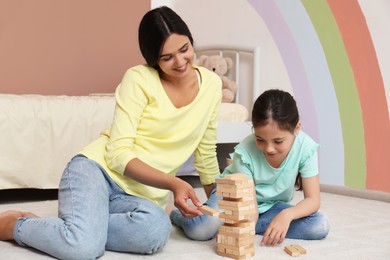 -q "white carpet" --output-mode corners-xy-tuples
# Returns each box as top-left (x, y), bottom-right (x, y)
(1, 189), (390, 259)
